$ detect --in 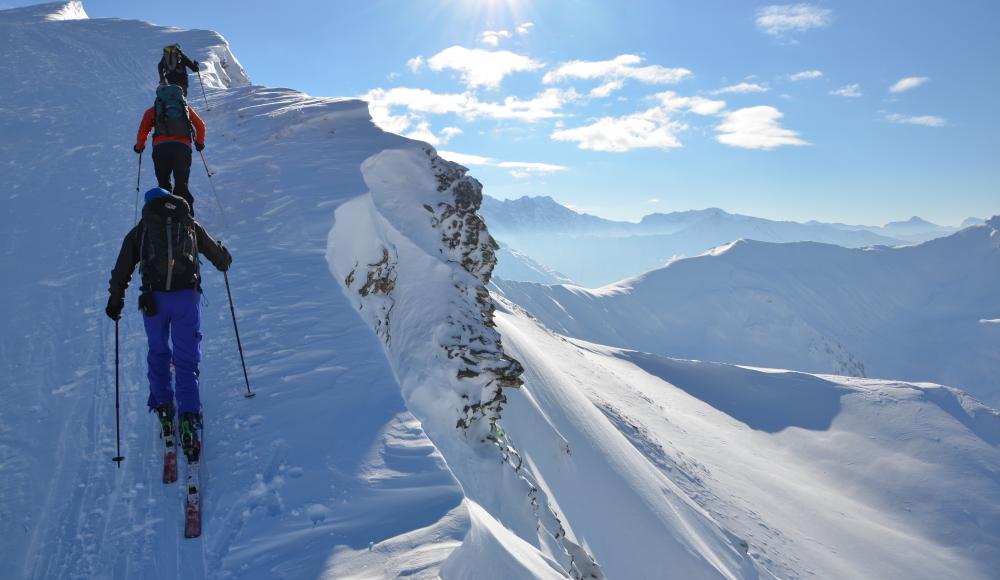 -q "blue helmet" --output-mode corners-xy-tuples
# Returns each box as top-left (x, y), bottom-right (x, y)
(144, 187), (172, 204)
